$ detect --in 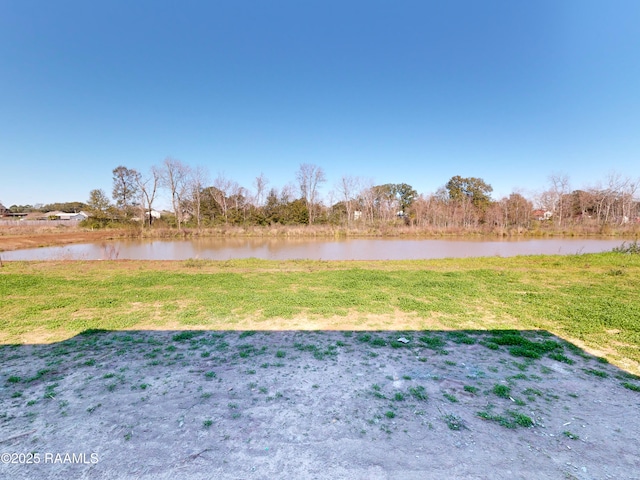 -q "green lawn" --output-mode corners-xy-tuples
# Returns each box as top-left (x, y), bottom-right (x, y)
(1, 253), (639, 372)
